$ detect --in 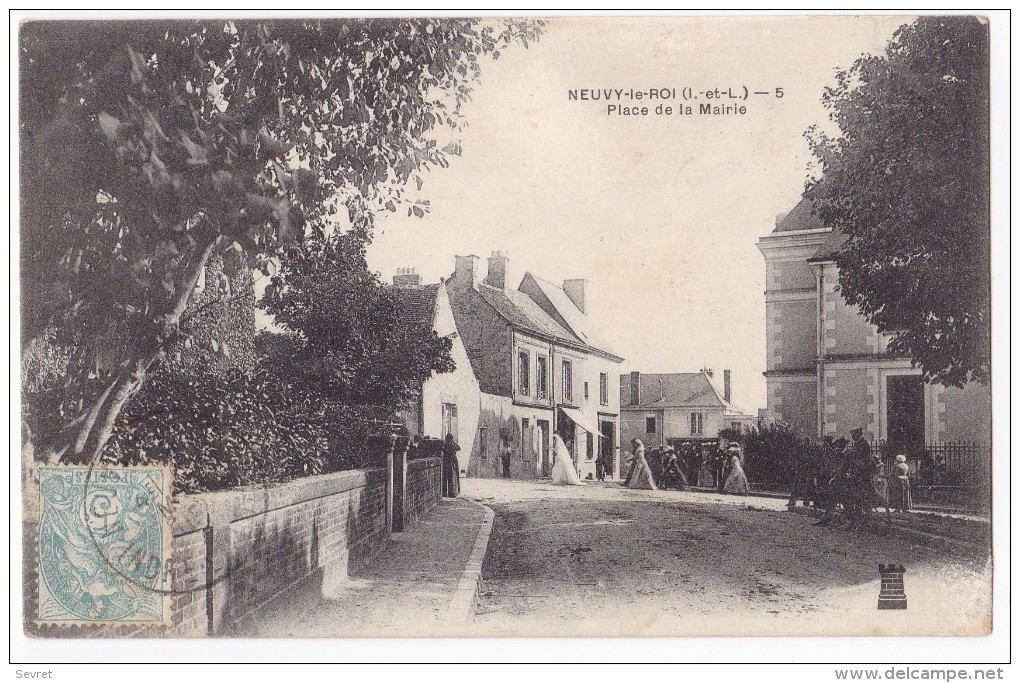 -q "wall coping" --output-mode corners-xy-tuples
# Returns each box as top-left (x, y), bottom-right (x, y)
(171, 461), (439, 535)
